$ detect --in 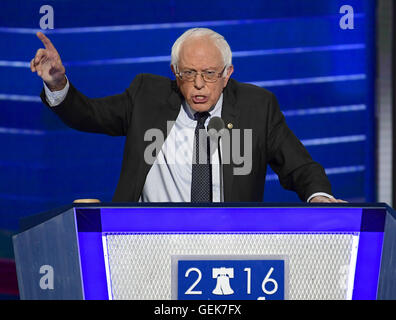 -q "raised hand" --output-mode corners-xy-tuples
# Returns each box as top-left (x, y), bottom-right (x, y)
(30, 31), (67, 91)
